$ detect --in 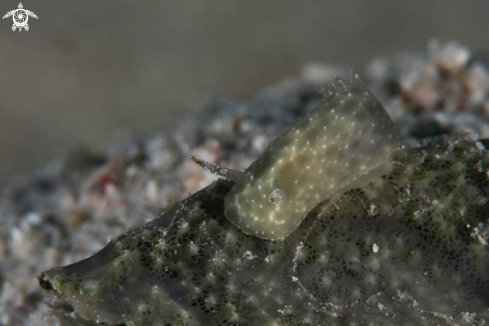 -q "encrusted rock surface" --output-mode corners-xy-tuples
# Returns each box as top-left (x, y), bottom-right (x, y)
(1, 40), (489, 325)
